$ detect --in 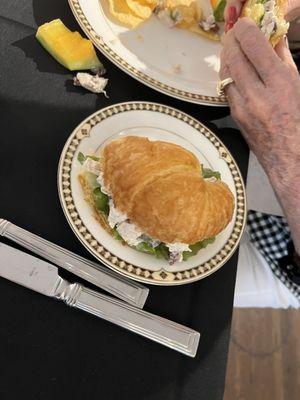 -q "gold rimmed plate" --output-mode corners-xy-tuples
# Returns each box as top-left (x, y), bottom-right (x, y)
(68, 0), (227, 106)
(58, 102), (246, 285)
